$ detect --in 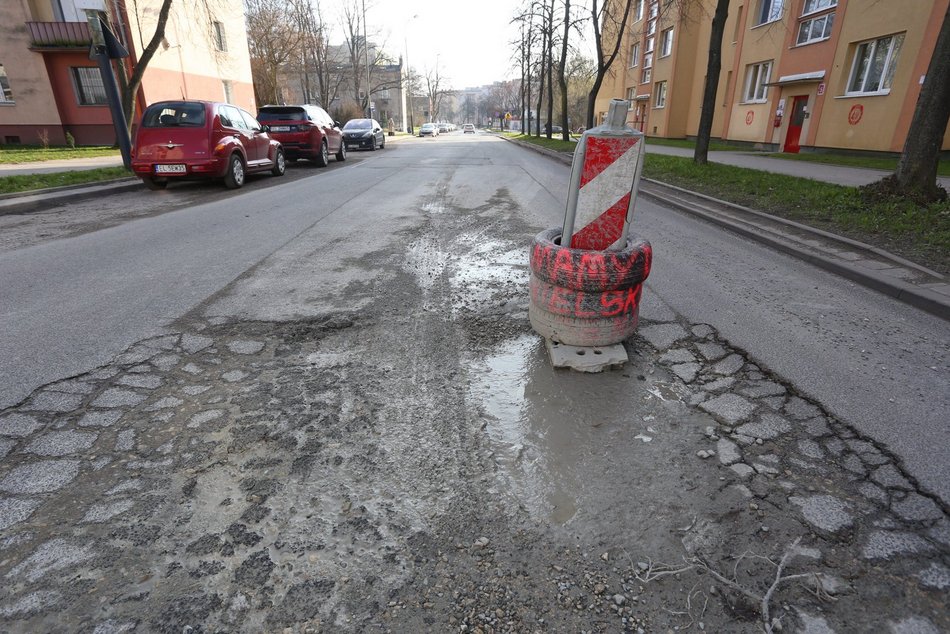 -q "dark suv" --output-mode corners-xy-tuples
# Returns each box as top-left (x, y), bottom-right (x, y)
(132, 100), (284, 190)
(257, 105), (345, 167)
